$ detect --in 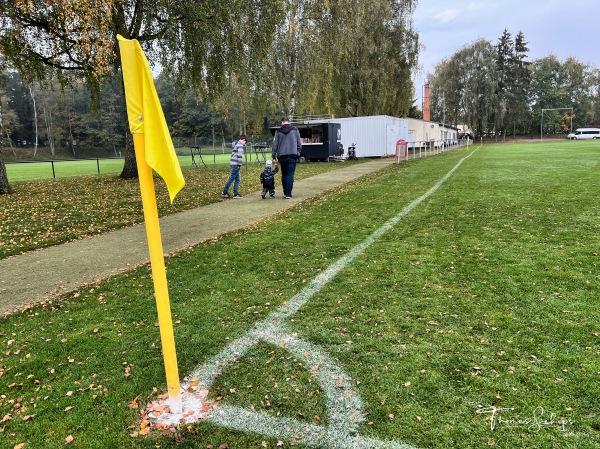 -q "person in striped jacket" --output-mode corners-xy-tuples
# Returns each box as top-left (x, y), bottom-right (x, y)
(221, 135), (246, 198)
